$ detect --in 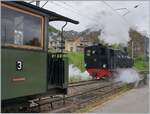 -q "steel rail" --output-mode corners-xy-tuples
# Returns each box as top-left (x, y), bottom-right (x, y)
(34, 81), (122, 108)
(69, 79), (103, 87)
(2, 81), (124, 113)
